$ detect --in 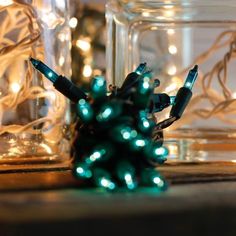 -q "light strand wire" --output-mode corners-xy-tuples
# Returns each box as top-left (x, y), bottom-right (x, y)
(169, 30), (236, 130)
